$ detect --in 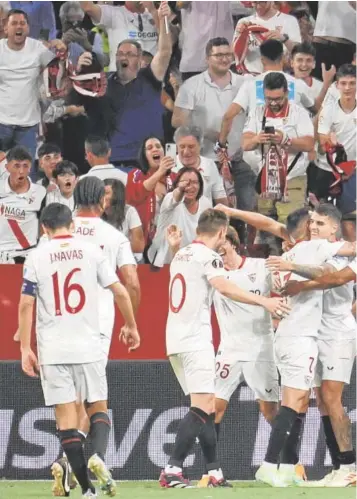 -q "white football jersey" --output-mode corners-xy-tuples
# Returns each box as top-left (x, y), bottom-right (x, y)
(214, 257), (274, 362)
(276, 239), (344, 338)
(73, 216), (136, 339)
(23, 236), (118, 365)
(0, 178), (46, 257)
(166, 242), (227, 356)
(319, 256), (355, 341)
